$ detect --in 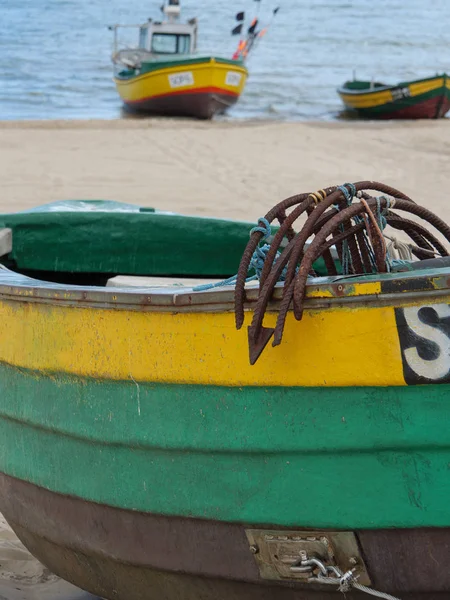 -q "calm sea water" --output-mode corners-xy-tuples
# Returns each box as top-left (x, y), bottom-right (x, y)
(1, 0), (449, 121)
